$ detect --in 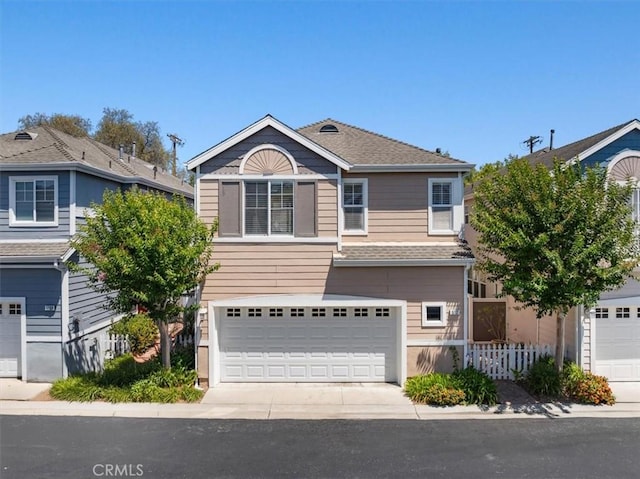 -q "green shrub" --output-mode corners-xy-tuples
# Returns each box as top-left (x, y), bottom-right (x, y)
(171, 343), (196, 370)
(452, 366), (498, 405)
(571, 372), (616, 405)
(404, 373), (466, 406)
(525, 354), (561, 397)
(561, 361), (586, 398)
(51, 376), (102, 402)
(110, 314), (158, 355)
(180, 386), (204, 403)
(99, 354), (160, 387)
